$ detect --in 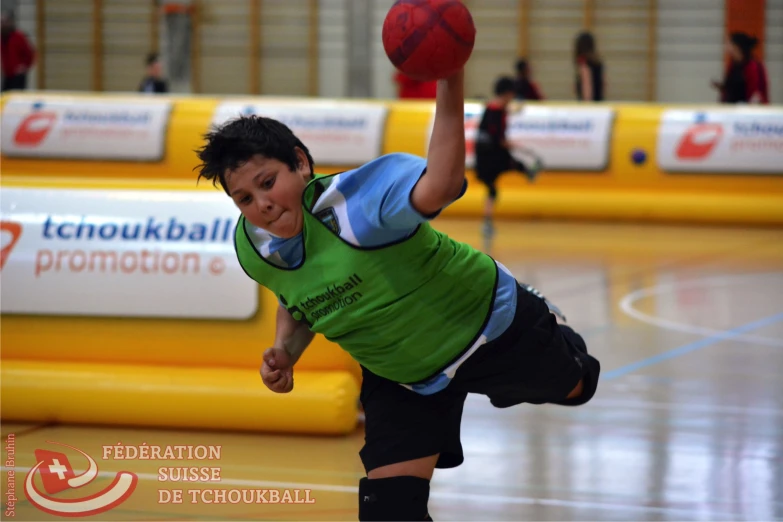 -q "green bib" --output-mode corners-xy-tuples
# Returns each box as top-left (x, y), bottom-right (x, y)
(234, 174), (498, 383)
